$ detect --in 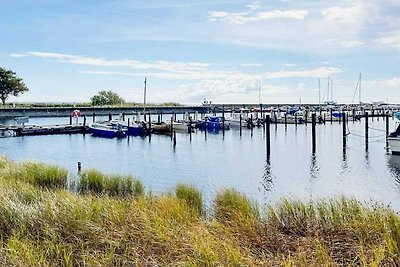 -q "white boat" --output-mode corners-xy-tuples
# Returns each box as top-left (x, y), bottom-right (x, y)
(388, 124), (400, 155)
